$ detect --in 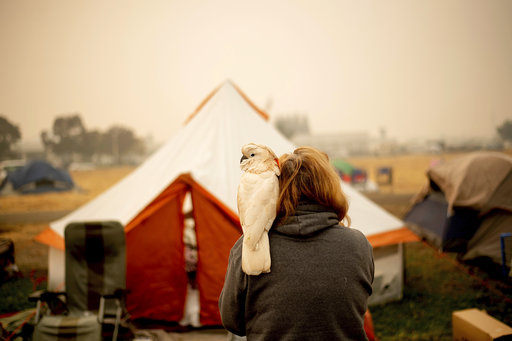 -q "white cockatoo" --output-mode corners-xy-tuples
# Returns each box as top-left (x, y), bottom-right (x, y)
(237, 143), (280, 276)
